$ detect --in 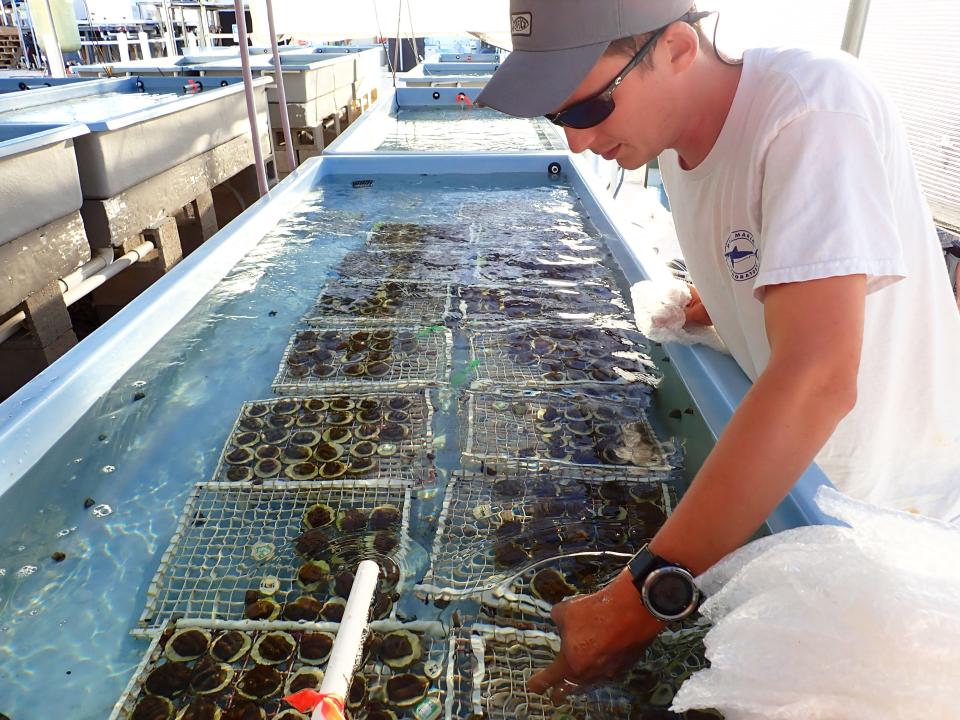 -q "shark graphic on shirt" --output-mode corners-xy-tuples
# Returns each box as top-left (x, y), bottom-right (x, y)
(724, 245), (757, 265)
